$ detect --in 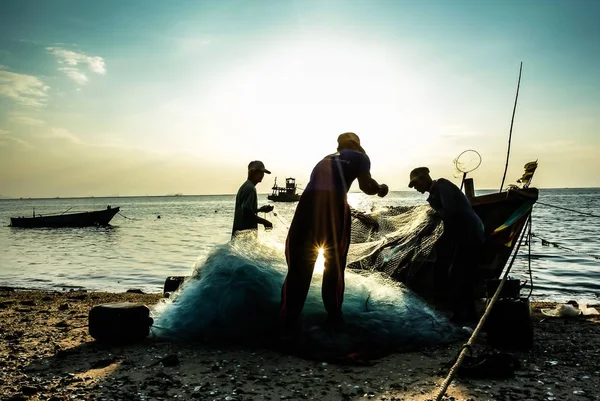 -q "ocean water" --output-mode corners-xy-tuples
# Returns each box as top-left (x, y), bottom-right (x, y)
(0, 189), (599, 302)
